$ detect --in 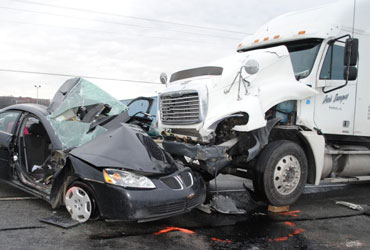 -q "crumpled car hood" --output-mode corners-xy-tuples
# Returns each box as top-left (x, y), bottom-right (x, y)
(70, 123), (178, 175)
